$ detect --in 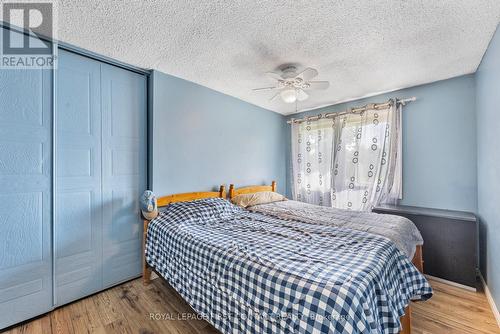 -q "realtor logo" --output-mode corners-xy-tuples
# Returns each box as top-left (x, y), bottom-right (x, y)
(1, 1), (57, 69)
